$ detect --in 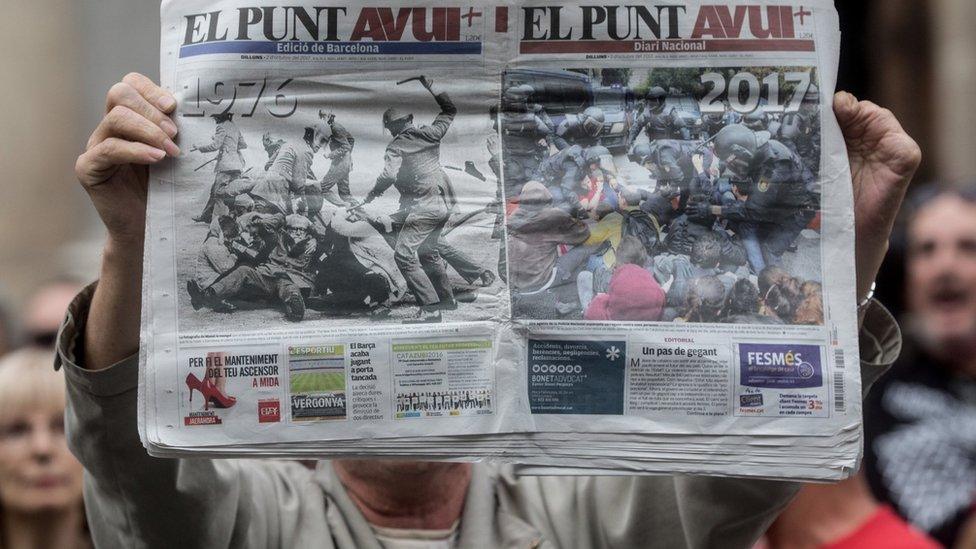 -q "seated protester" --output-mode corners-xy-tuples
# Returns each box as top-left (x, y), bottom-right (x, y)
(196, 195), (280, 287)
(223, 124), (326, 215)
(665, 210), (748, 270)
(329, 207), (409, 306)
(793, 280), (825, 325)
(579, 146), (619, 212)
(583, 236), (665, 322)
(583, 203), (624, 274)
(507, 182), (590, 294)
(653, 232), (737, 312)
(187, 214), (317, 321)
(619, 185), (668, 257)
(723, 278), (784, 325)
(757, 265), (802, 322)
(307, 209), (395, 320)
(676, 275), (728, 323)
